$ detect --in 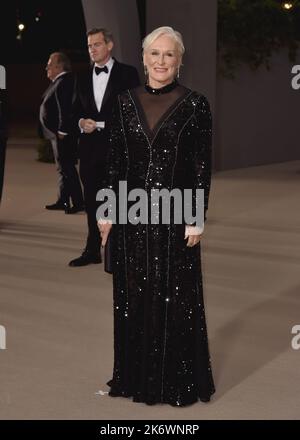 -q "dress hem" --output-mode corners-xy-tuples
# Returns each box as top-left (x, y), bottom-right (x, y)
(106, 379), (215, 407)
